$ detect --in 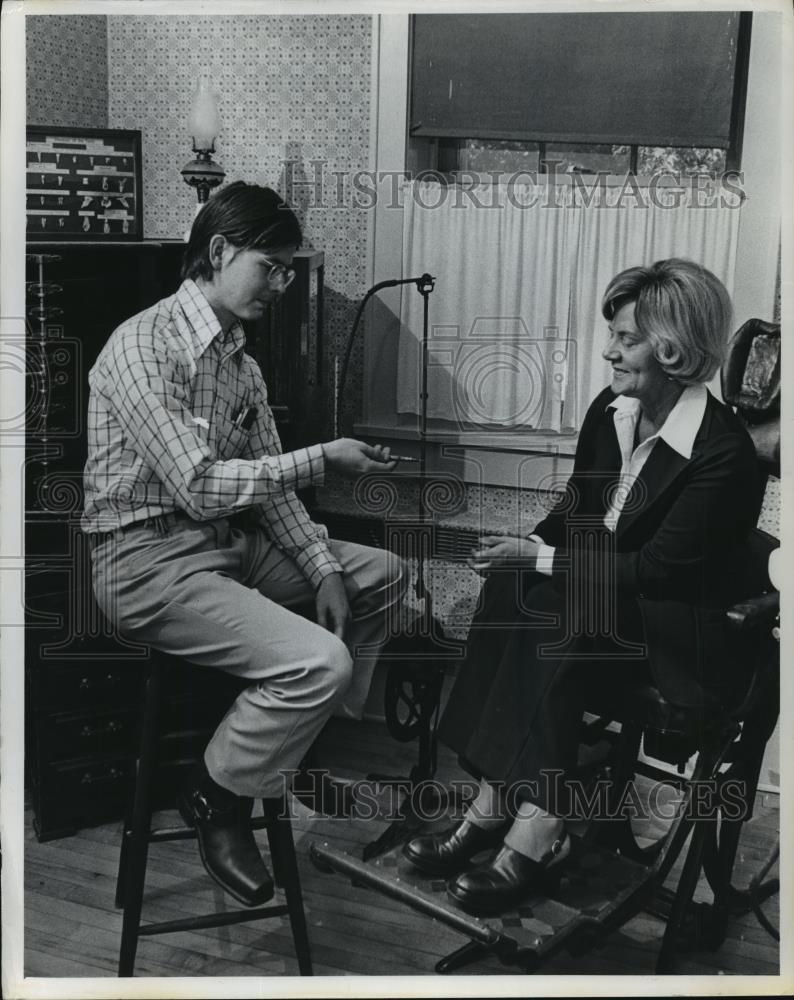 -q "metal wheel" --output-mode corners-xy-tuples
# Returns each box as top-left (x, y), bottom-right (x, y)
(384, 663), (441, 743)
